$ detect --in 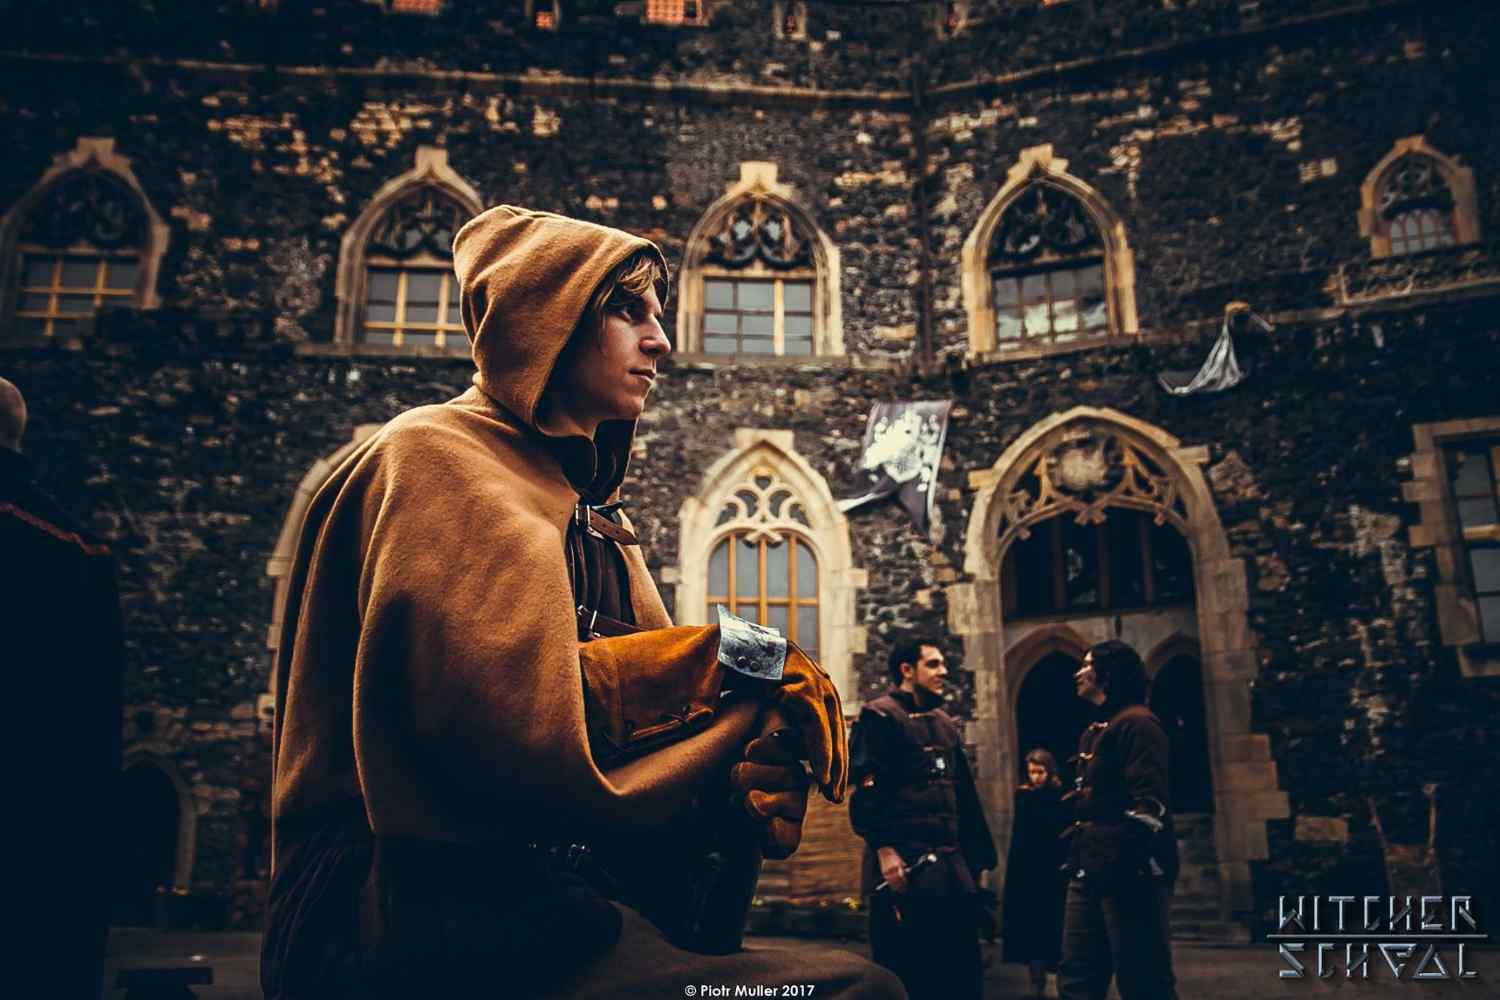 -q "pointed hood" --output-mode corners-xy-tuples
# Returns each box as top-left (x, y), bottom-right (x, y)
(453, 205), (666, 423)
